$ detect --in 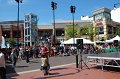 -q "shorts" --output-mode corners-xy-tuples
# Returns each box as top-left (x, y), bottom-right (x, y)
(40, 65), (50, 70)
